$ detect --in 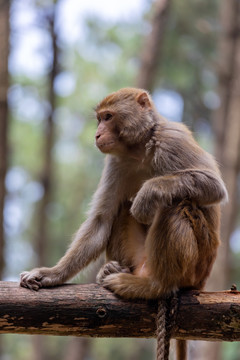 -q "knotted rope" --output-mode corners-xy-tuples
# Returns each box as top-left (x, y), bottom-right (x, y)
(156, 295), (178, 360)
